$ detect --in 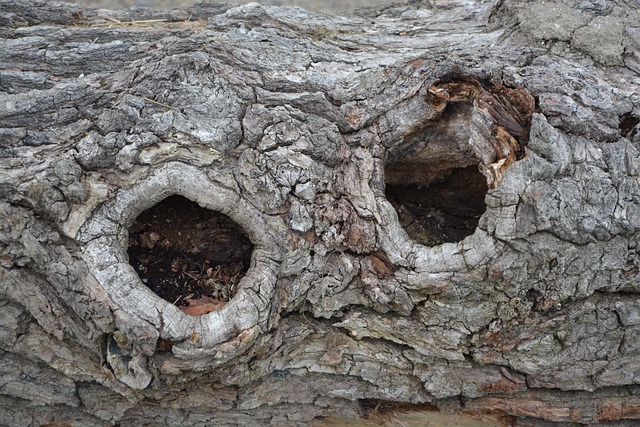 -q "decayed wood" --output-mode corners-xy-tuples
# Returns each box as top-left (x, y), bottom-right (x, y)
(1, 0), (639, 425)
